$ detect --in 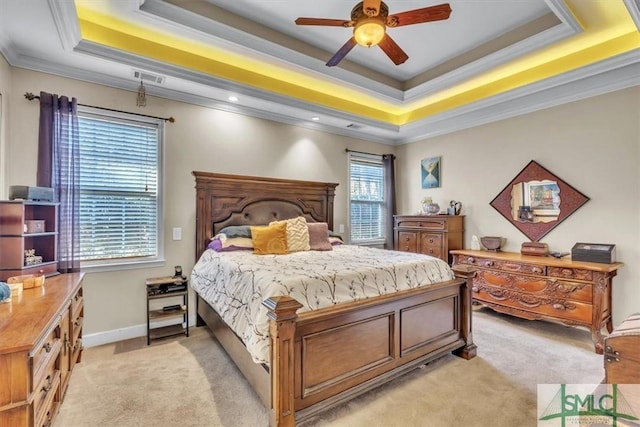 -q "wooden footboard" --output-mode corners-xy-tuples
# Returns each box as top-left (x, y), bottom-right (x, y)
(262, 268), (476, 426)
